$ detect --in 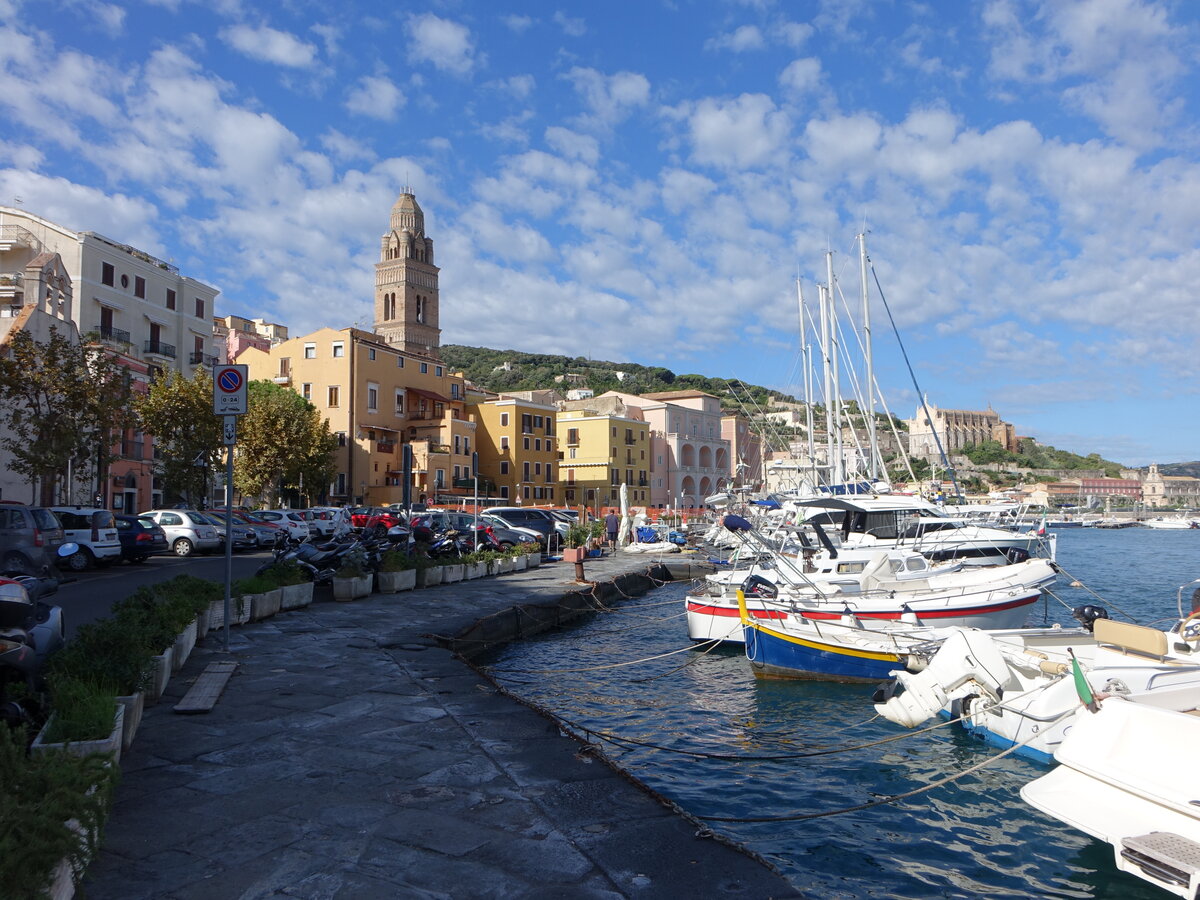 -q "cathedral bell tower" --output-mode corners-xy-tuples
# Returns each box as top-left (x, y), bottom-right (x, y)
(374, 190), (441, 355)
